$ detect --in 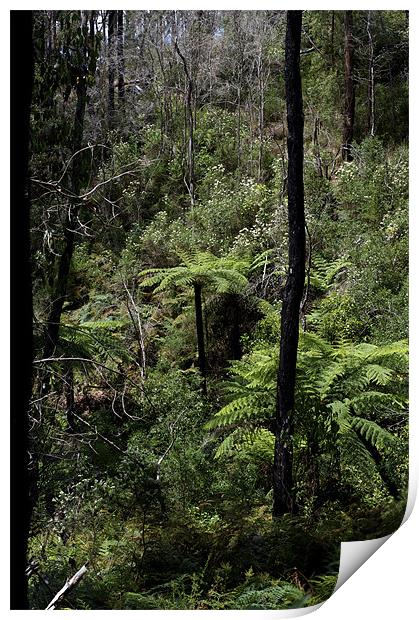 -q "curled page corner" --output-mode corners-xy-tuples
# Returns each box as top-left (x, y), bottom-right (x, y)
(334, 476), (417, 594)
(334, 534), (391, 592)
